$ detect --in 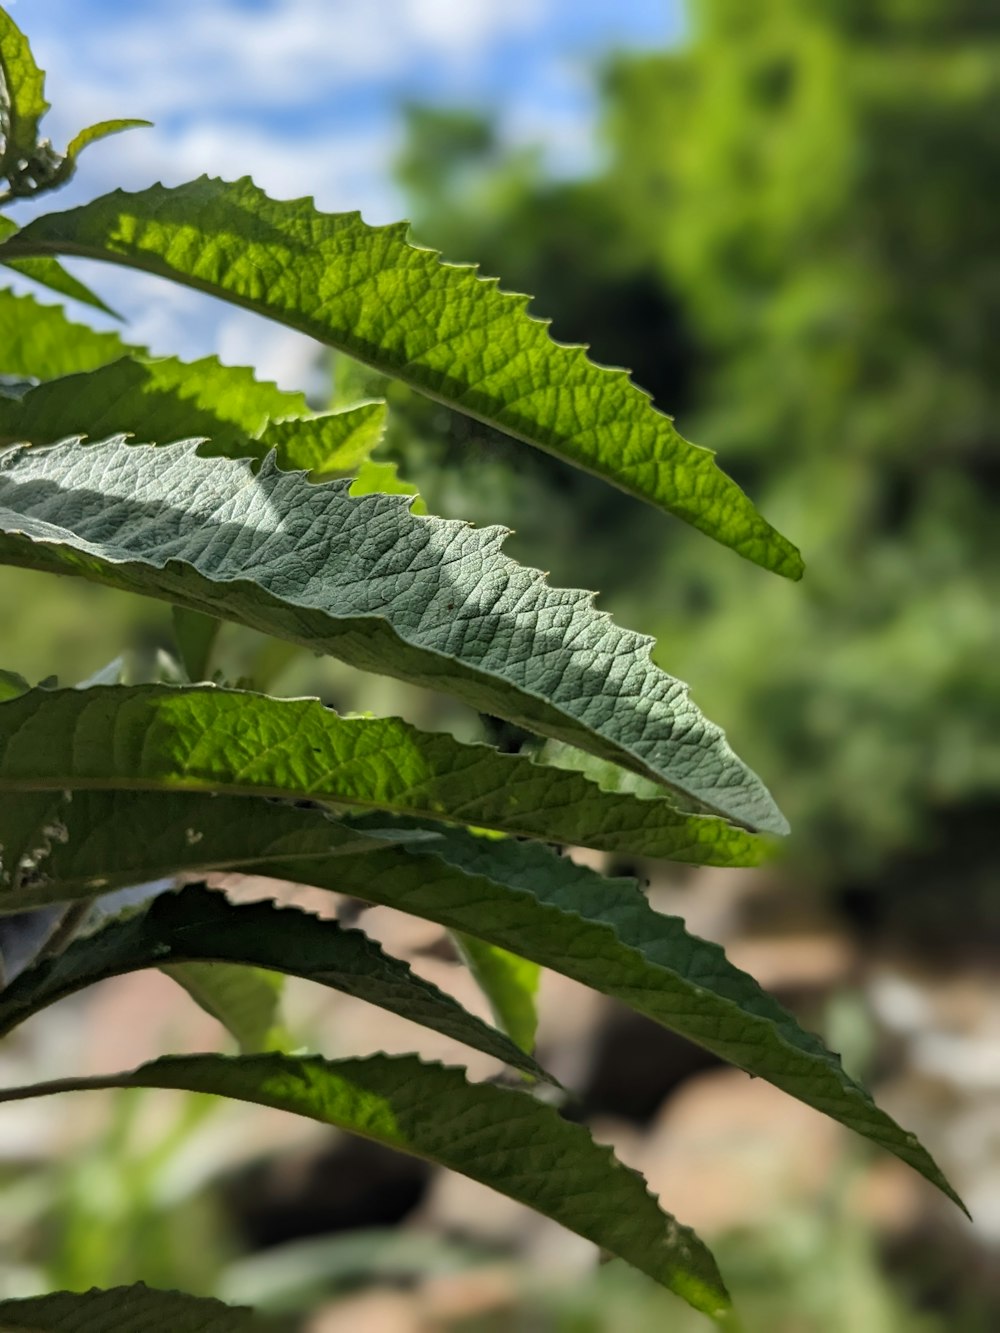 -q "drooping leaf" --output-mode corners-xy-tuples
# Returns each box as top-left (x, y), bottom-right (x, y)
(0, 683), (769, 863)
(0, 440), (787, 833)
(164, 959), (285, 1055)
(0, 176), (804, 577)
(0, 286), (116, 374)
(0, 881), (549, 1080)
(0, 1284), (259, 1331)
(0, 221), (118, 316)
(336, 824), (964, 1212)
(0, 8), (48, 171)
(454, 932), (540, 1054)
(0, 1052), (731, 1317)
(0, 786), (960, 1213)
